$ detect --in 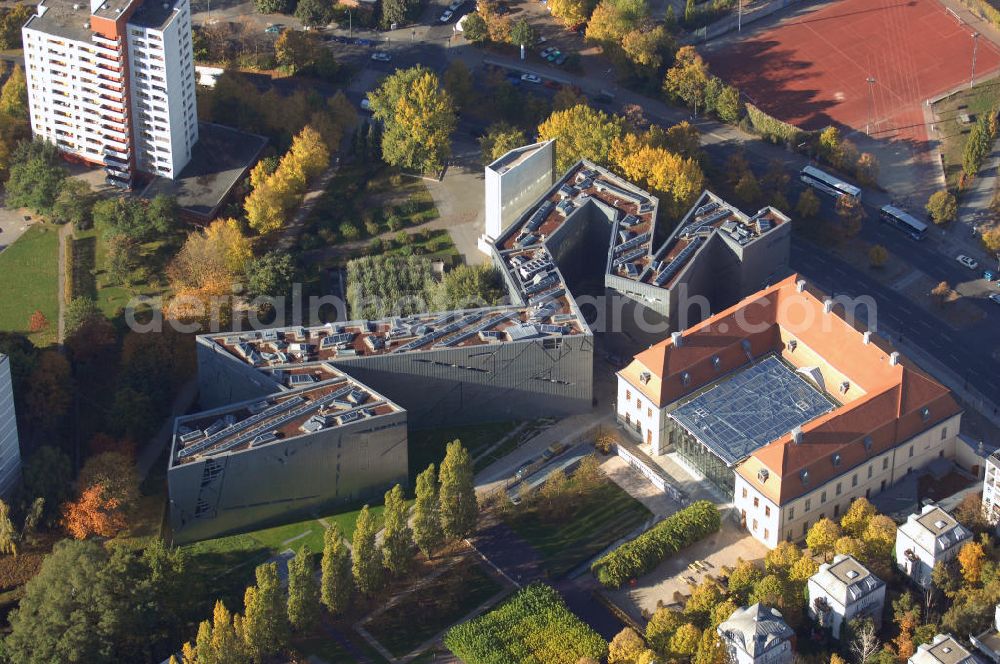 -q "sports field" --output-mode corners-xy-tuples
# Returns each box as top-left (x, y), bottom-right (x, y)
(706, 0), (1000, 143)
